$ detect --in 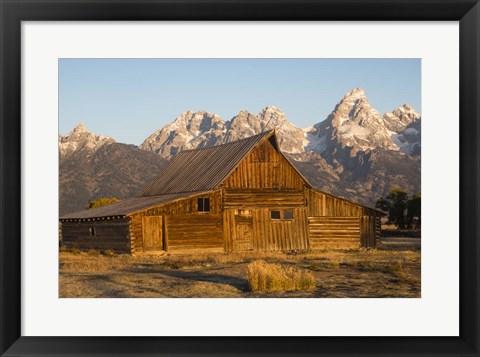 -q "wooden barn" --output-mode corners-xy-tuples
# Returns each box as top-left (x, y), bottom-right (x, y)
(59, 130), (384, 255)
